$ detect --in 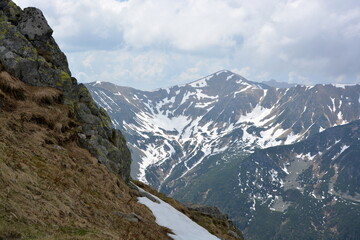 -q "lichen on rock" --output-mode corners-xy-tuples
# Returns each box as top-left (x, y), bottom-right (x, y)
(17, 7), (53, 41)
(0, 0), (132, 181)
(0, 0), (22, 24)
